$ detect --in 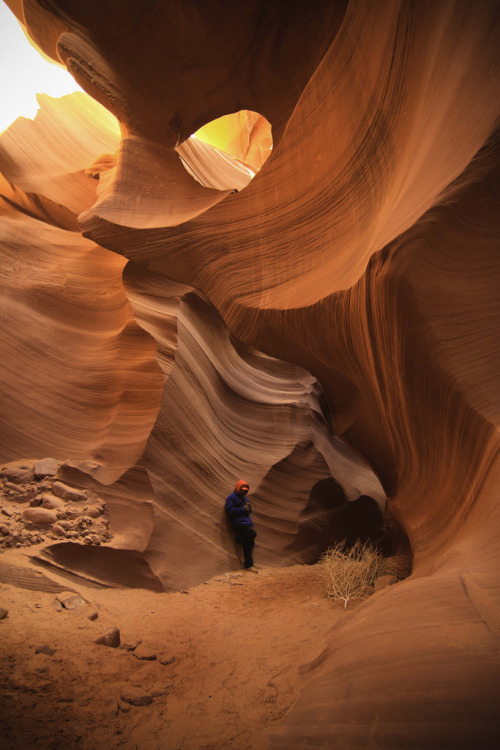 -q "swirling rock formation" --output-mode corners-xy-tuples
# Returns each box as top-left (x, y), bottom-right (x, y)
(1, 0), (500, 746)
